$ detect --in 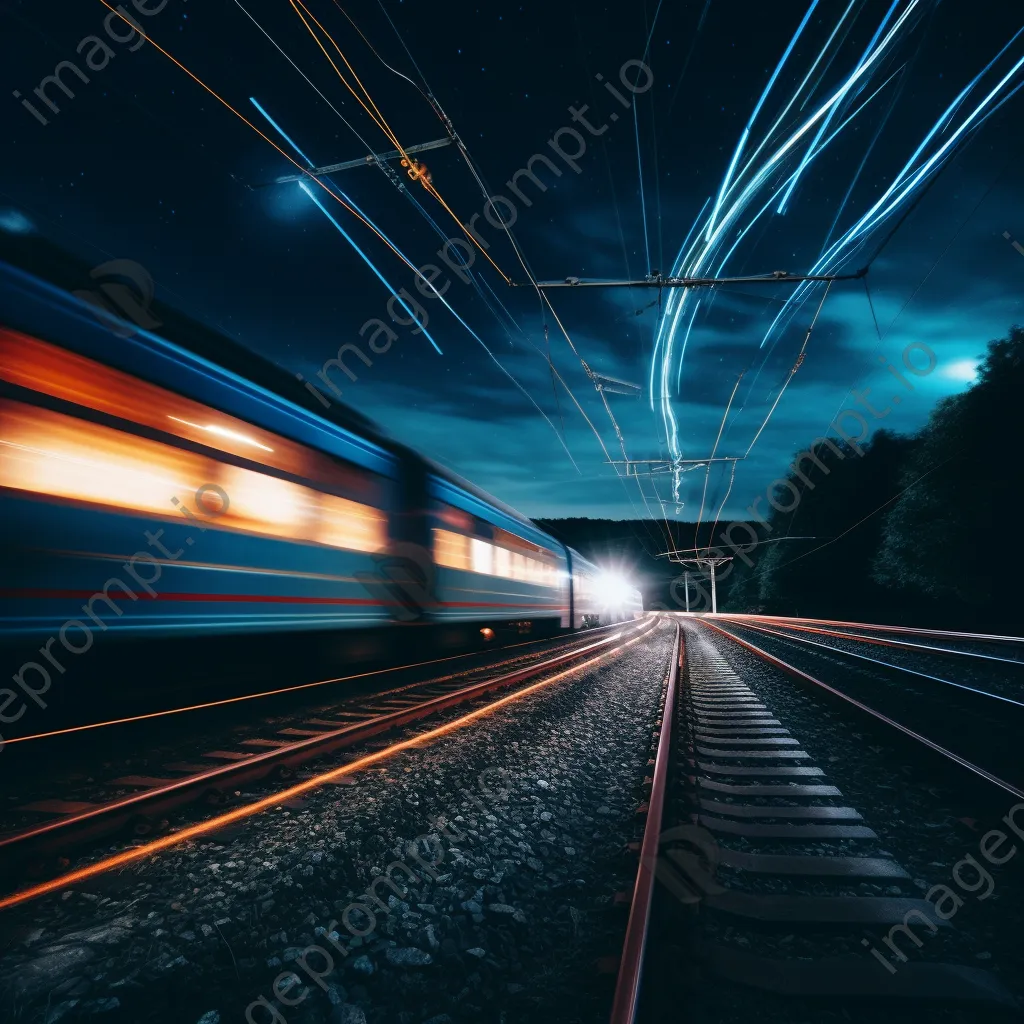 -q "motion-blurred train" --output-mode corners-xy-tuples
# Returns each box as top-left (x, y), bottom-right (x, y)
(0, 256), (642, 707)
